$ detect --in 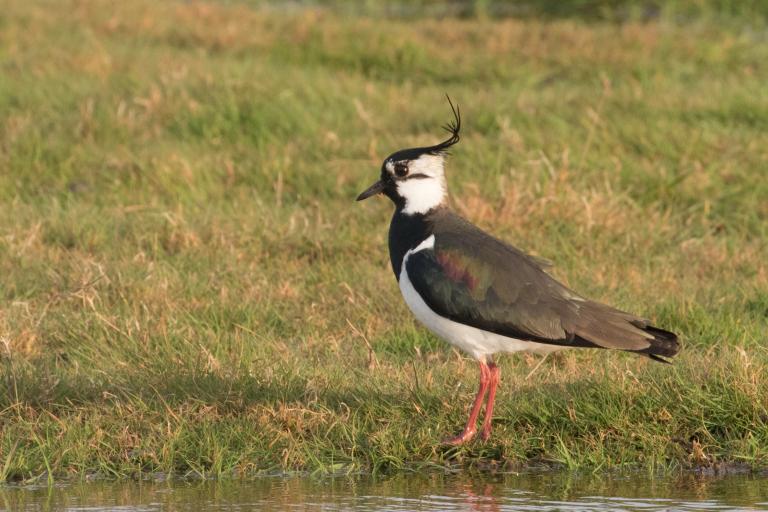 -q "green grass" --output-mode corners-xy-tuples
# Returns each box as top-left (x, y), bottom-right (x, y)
(1, 0), (768, 481)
